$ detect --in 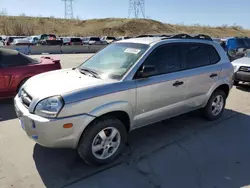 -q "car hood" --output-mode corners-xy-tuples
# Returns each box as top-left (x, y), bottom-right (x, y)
(23, 69), (111, 99)
(232, 57), (250, 66)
